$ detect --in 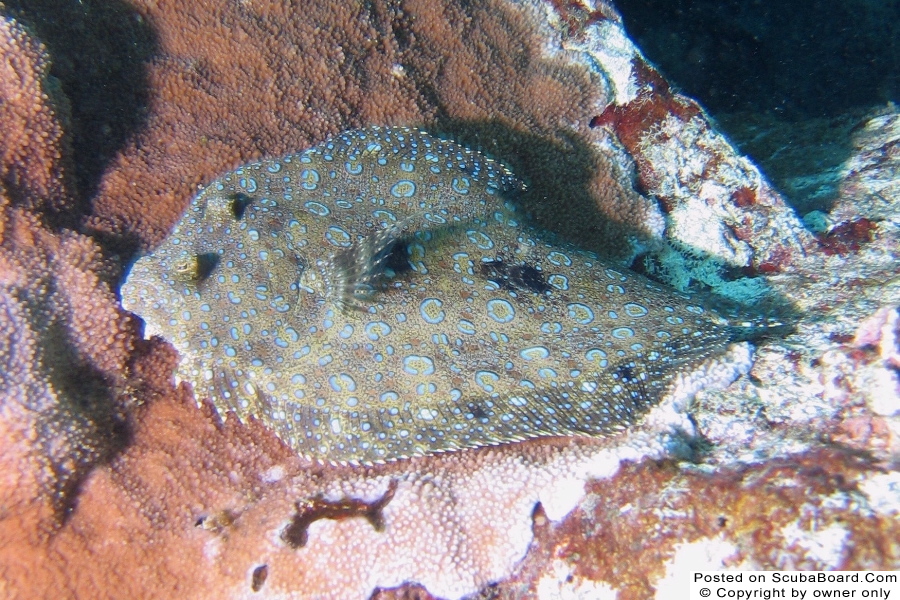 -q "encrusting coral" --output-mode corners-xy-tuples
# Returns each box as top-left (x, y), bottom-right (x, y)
(0, 7), (72, 213)
(86, 0), (659, 262)
(0, 10), (134, 538)
(1, 0), (898, 598)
